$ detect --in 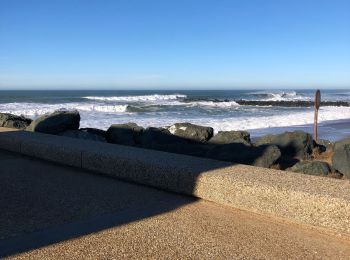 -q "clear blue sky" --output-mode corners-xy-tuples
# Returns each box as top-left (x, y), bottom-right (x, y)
(0, 0), (349, 89)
